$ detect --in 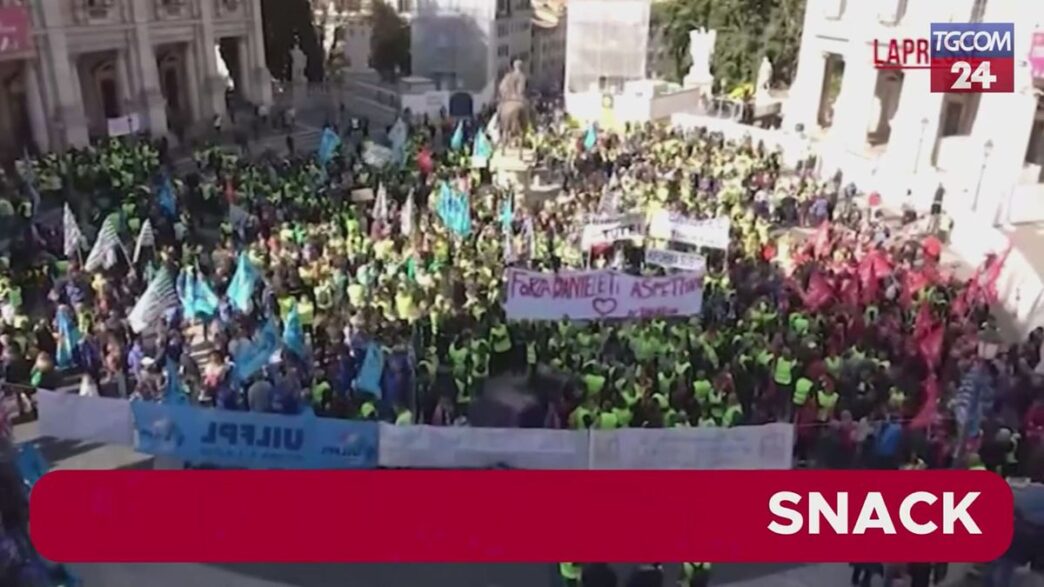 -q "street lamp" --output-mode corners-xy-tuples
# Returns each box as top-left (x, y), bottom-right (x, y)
(972, 138), (994, 212)
(914, 116), (929, 173)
